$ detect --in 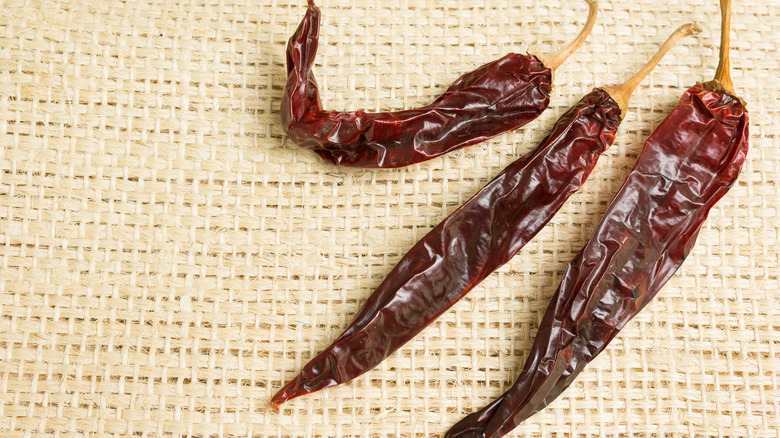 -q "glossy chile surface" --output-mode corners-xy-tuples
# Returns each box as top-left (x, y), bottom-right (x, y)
(281, 0), (598, 168)
(446, 5), (748, 437)
(270, 24), (700, 410)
